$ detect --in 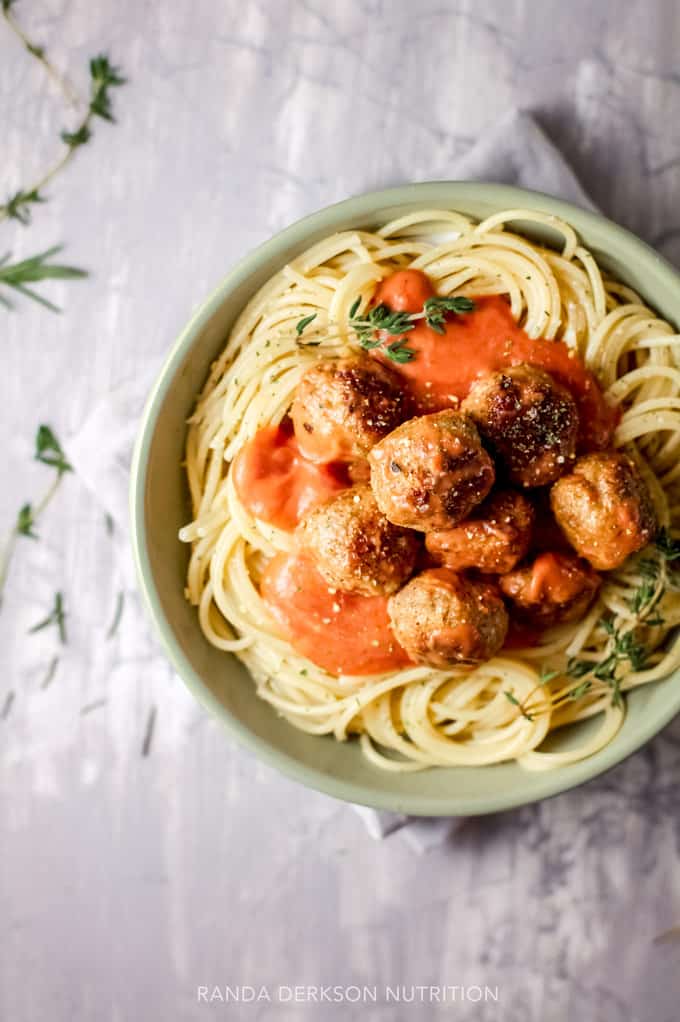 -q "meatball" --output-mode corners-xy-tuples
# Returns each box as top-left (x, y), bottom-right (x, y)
(368, 410), (495, 532)
(296, 485), (420, 596)
(499, 551), (601, 628)
(550, 452), (658, 570)
(461, 363), (578, 487)
(388, 568), (508, 667)
(425, 490), (534, 574)
(291, 355), (409, 463)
